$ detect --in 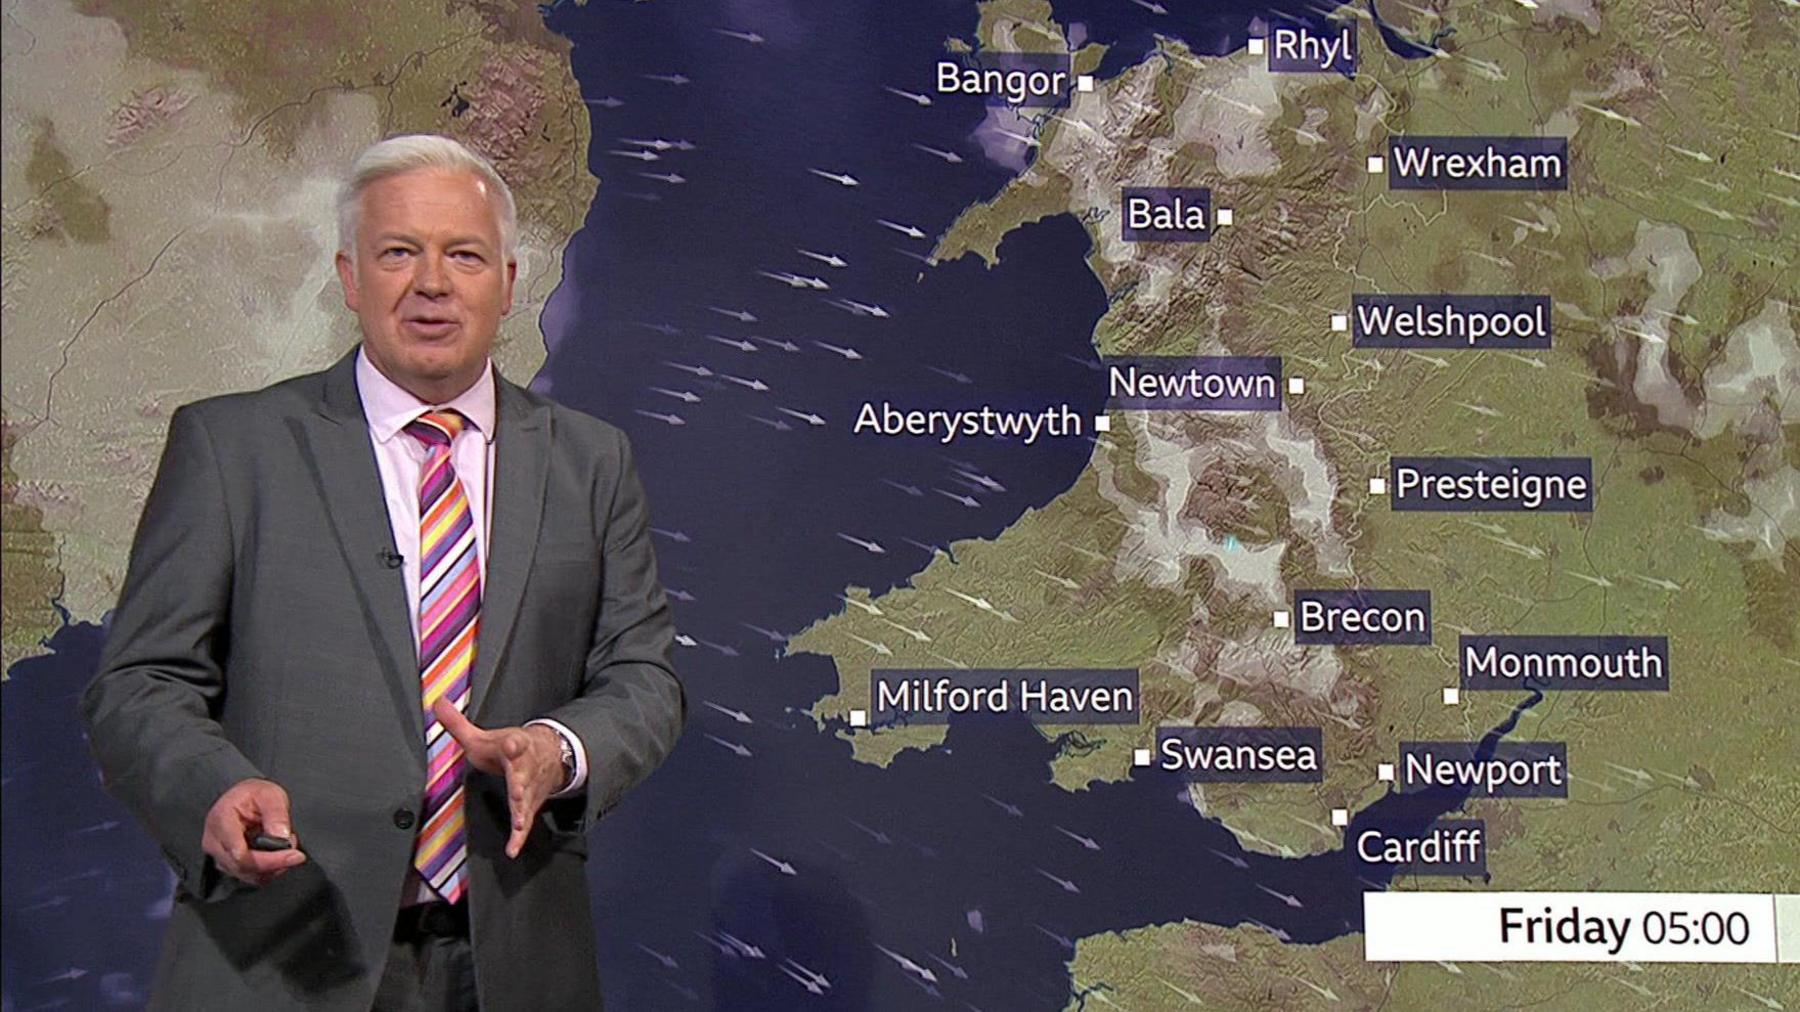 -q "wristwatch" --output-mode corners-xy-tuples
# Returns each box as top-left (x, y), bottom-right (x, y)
(555, 731), (577, 791)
